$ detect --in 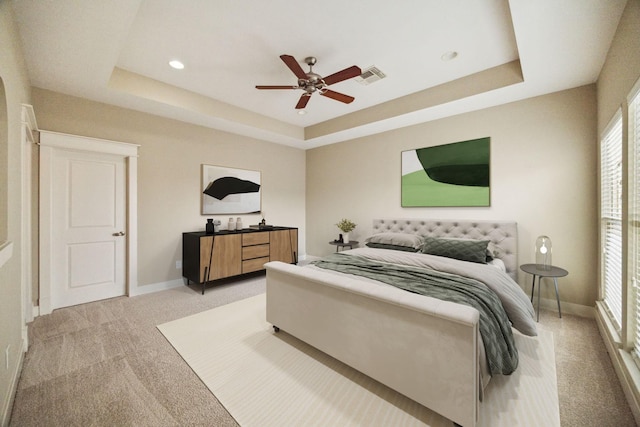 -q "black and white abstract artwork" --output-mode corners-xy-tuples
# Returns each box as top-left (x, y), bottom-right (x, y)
(201, 164), (261, 214)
